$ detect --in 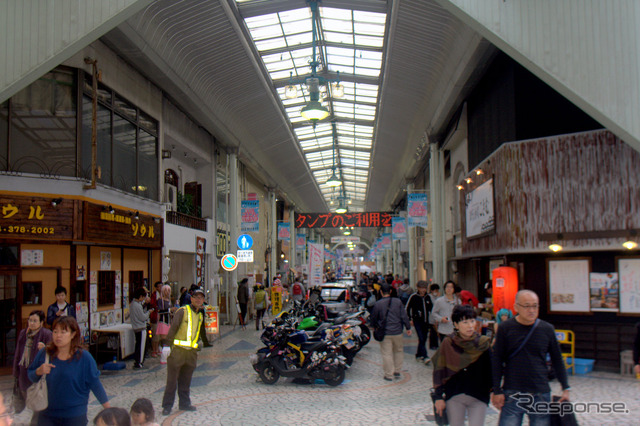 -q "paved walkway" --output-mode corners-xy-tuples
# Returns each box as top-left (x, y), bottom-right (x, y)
(3, 324), (640, 425)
